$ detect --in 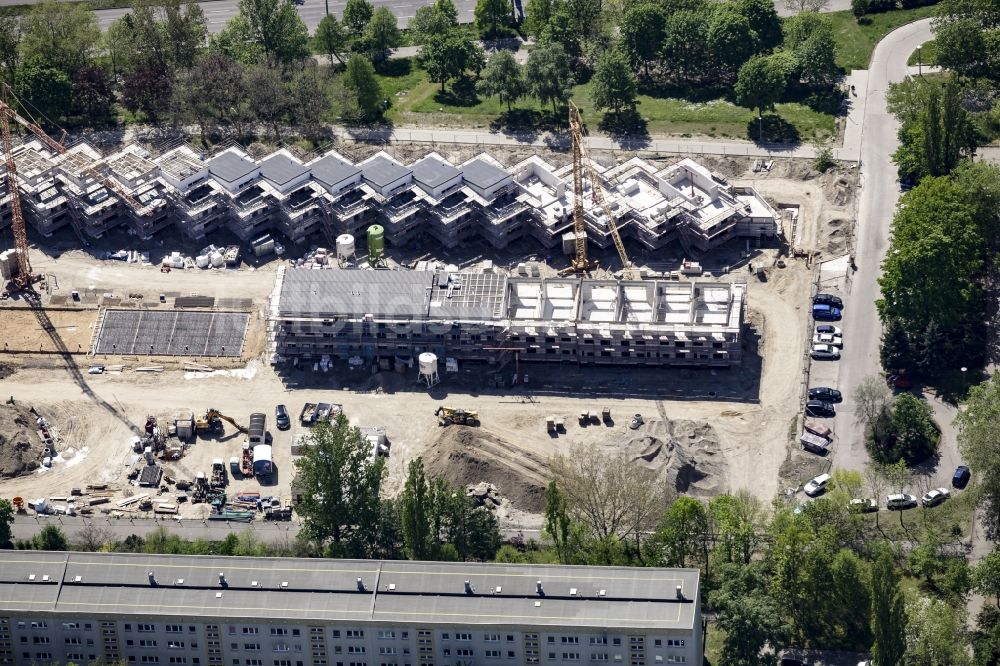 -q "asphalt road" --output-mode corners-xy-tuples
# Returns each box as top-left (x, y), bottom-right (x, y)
(830, 19), (937, 477)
